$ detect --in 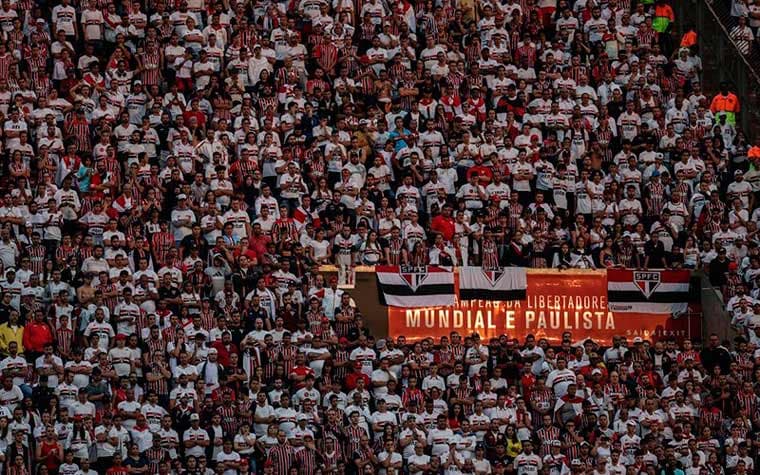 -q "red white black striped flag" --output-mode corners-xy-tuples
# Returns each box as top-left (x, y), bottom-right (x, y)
(459, 267), (527, 301)
(376, 265), (455, 307)
(607, 269), (690, 315)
